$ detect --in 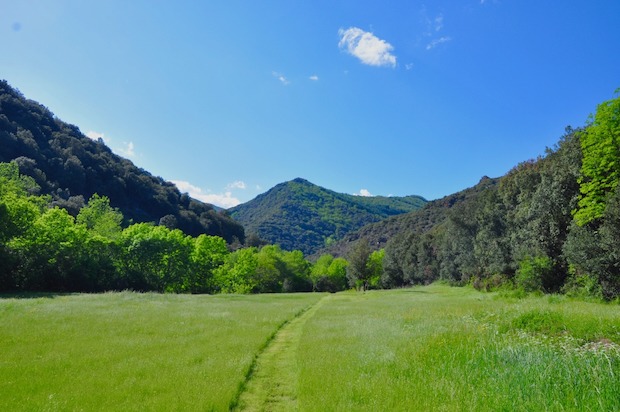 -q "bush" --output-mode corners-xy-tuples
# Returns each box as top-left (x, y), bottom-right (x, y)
(516, 255), (554, 292)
